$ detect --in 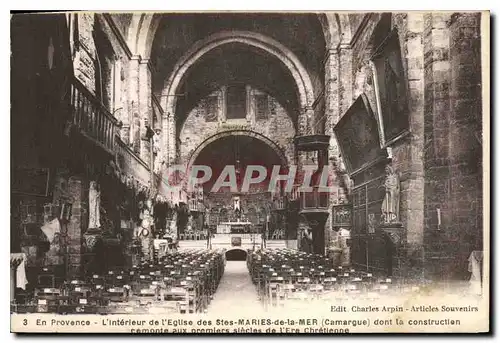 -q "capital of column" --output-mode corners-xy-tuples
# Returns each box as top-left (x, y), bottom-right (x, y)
(139, 58), (155, 74)
(324, 48), (339, 60)
(338, 42), (352, 51)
